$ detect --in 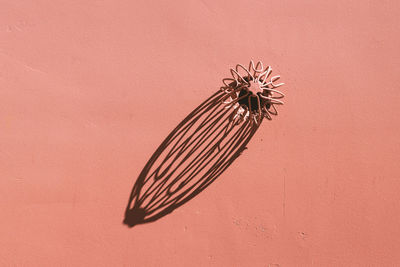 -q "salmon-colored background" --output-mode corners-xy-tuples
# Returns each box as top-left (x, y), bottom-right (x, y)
(1, 0), (400, 266)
